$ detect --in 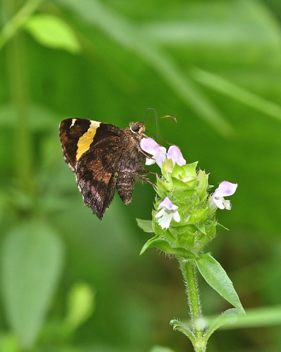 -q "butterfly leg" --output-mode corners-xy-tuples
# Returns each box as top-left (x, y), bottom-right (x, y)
(141, 169), (159, 177)
(133, 172), (155, 187)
